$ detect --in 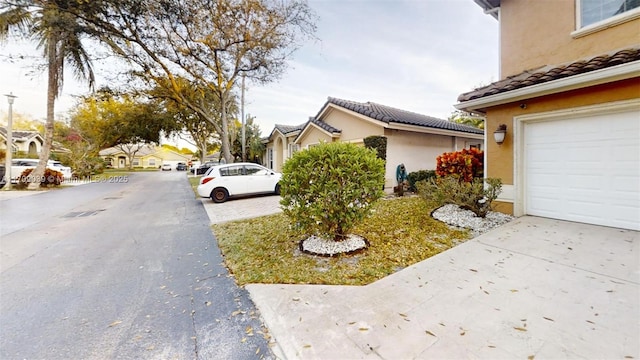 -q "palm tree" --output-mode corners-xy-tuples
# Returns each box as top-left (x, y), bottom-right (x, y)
(0, 1), (95, 189)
